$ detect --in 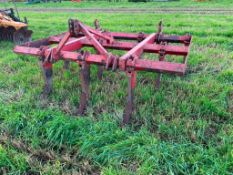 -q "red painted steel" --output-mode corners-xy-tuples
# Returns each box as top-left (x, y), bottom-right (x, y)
(13, 19), (192, 124)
